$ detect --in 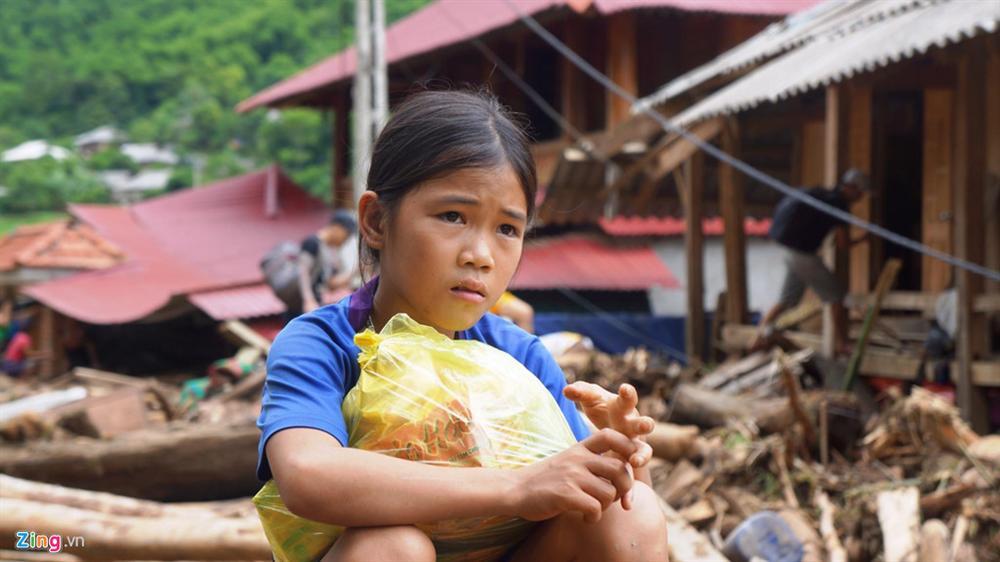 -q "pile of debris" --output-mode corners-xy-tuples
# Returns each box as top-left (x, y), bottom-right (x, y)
(1, 332), (997, 561)
(562, 345), (999, 562)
